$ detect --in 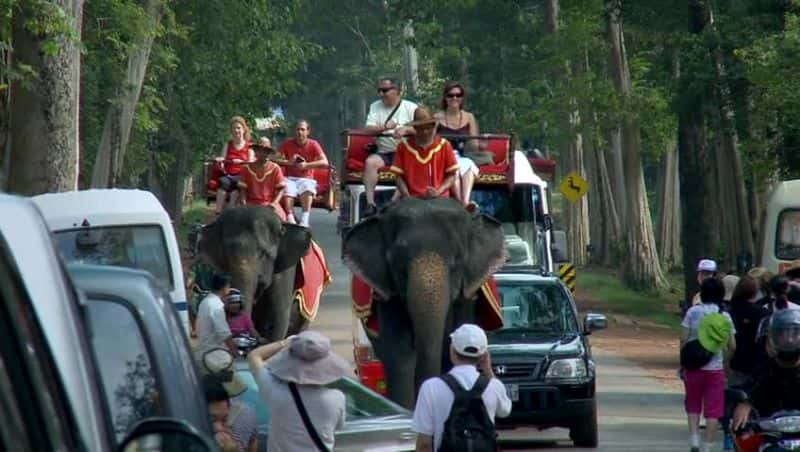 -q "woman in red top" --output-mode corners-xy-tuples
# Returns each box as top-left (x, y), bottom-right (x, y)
(215, 116), (255, 214)
(238, 143), (288, 221)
